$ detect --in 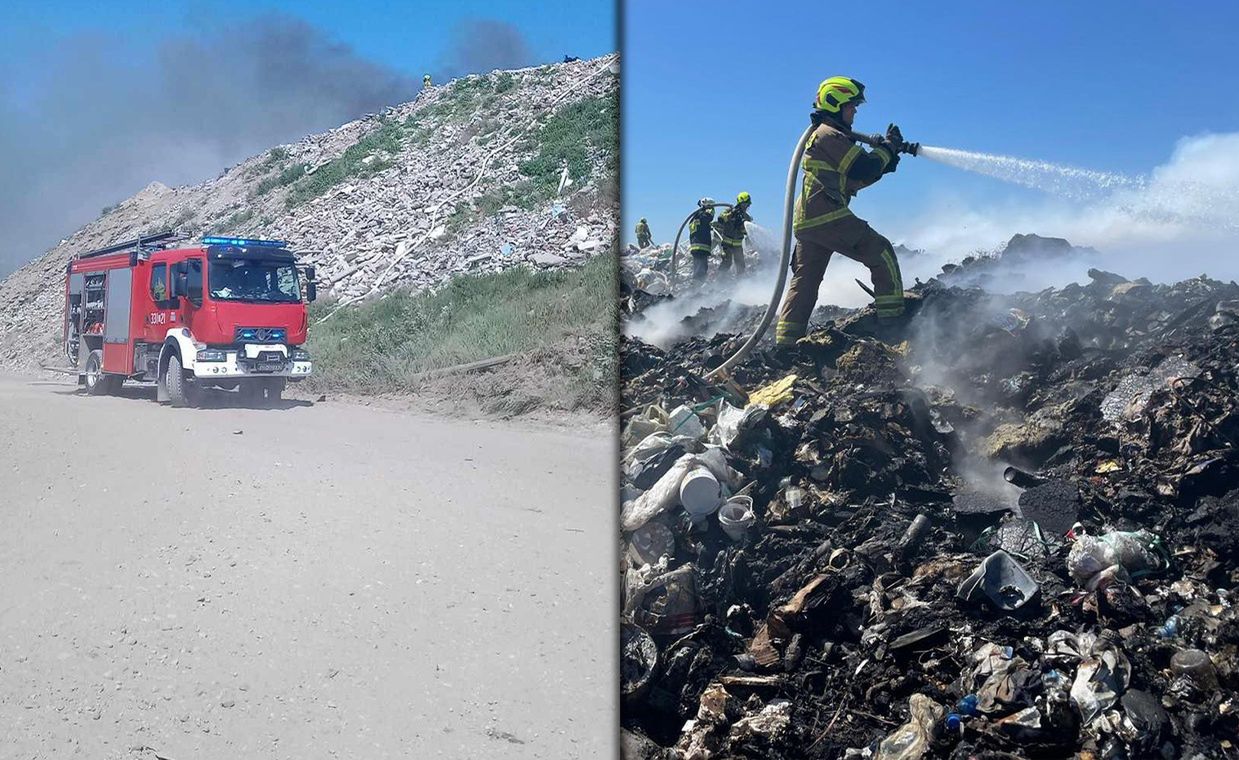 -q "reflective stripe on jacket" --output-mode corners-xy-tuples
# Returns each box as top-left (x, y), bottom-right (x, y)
(713, 208), (749, 247)
(688, 210), (714, 253)
(794, 120), (895, 232)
